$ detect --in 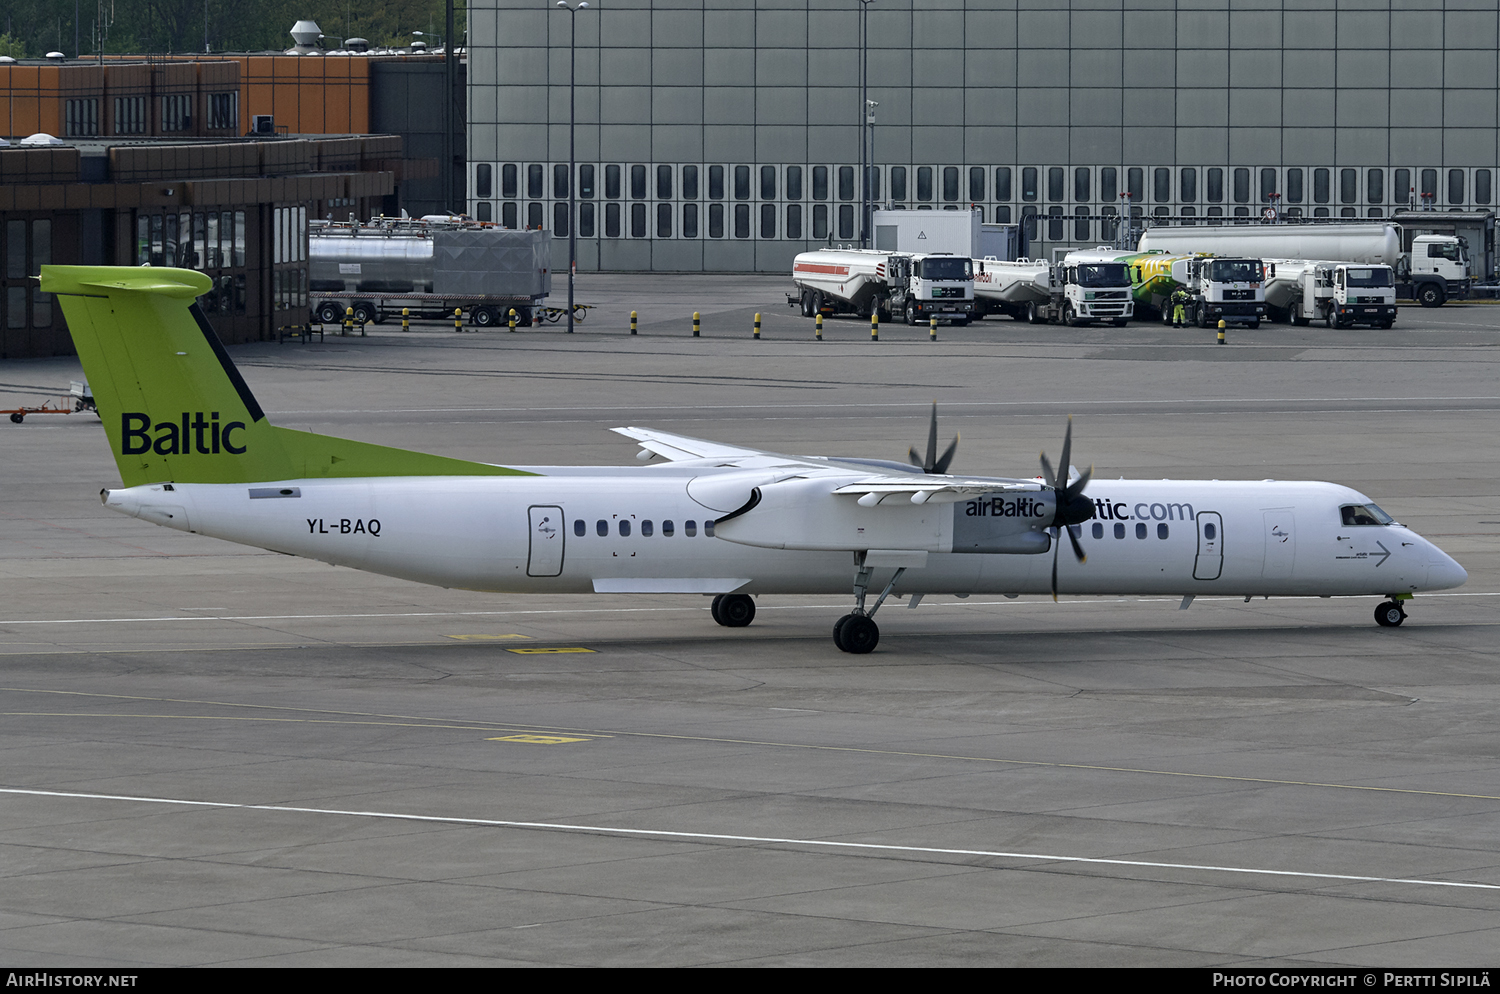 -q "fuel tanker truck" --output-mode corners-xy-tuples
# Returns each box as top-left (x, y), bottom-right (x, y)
(1067, 249), (1268, 328)
(971, 257), (1134, 326)
(789, 248), (975, 325)
(1136, 223), (1467, 307)
(309, 216), (551, 327)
